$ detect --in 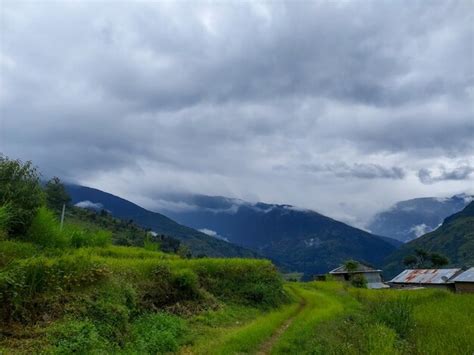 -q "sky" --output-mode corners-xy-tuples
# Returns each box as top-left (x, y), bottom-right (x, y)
(1, 0), (473, 228)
